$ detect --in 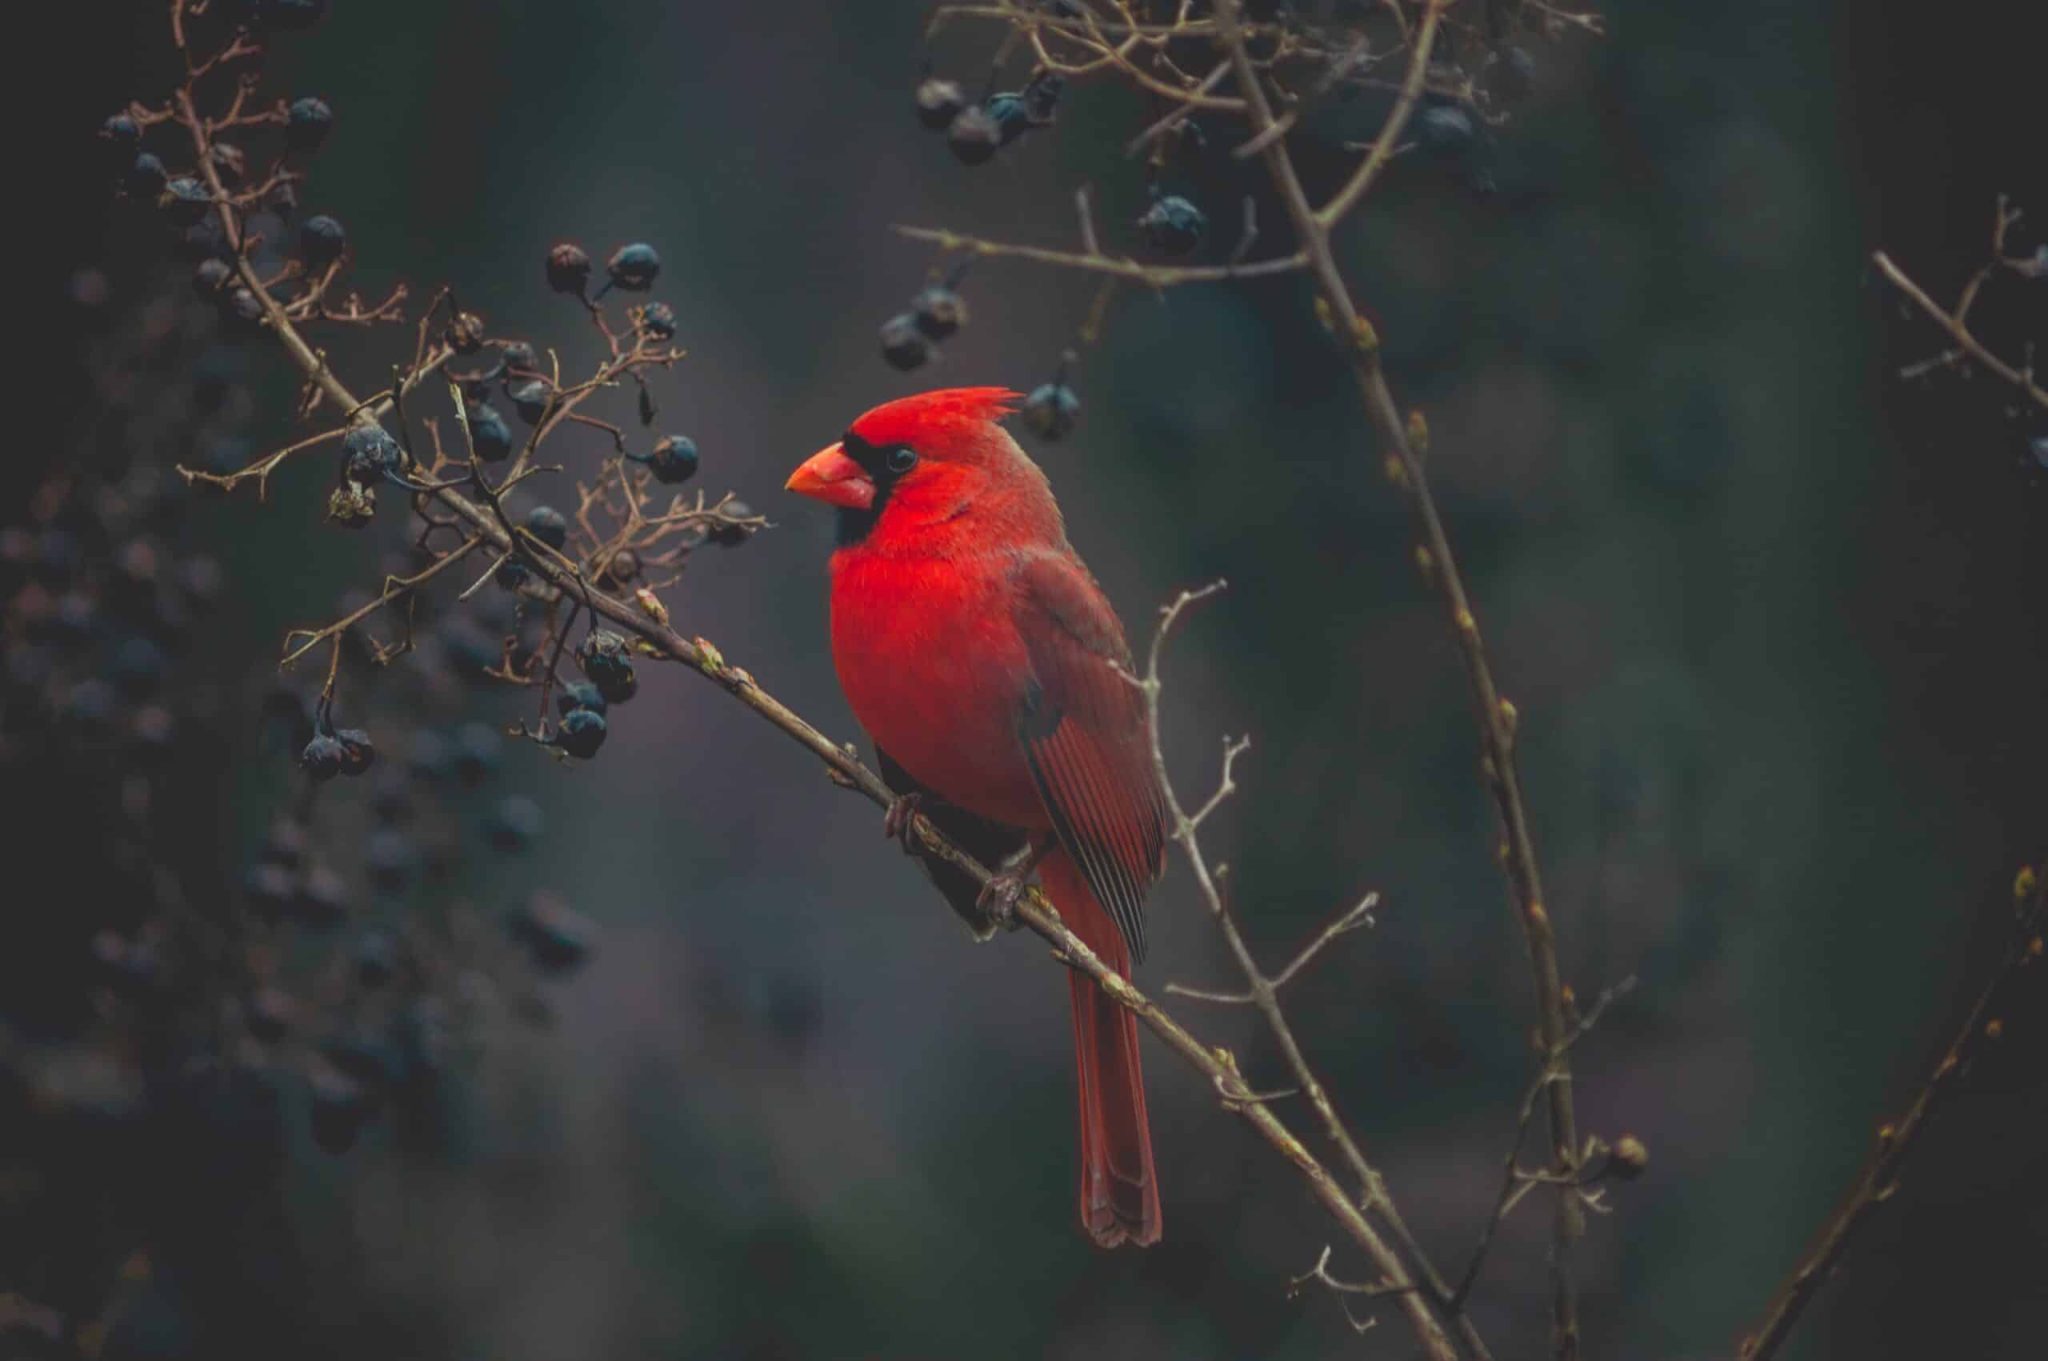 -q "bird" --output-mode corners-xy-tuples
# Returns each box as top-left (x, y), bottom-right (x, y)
(785, 386), (1167, 1247)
